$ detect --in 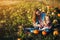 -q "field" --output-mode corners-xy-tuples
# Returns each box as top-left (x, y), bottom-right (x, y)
(0, 1), (60, 40)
